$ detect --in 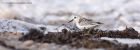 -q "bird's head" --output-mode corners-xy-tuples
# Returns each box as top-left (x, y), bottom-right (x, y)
(68, 16), (79, 23)
(73, 16), (81, 22)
